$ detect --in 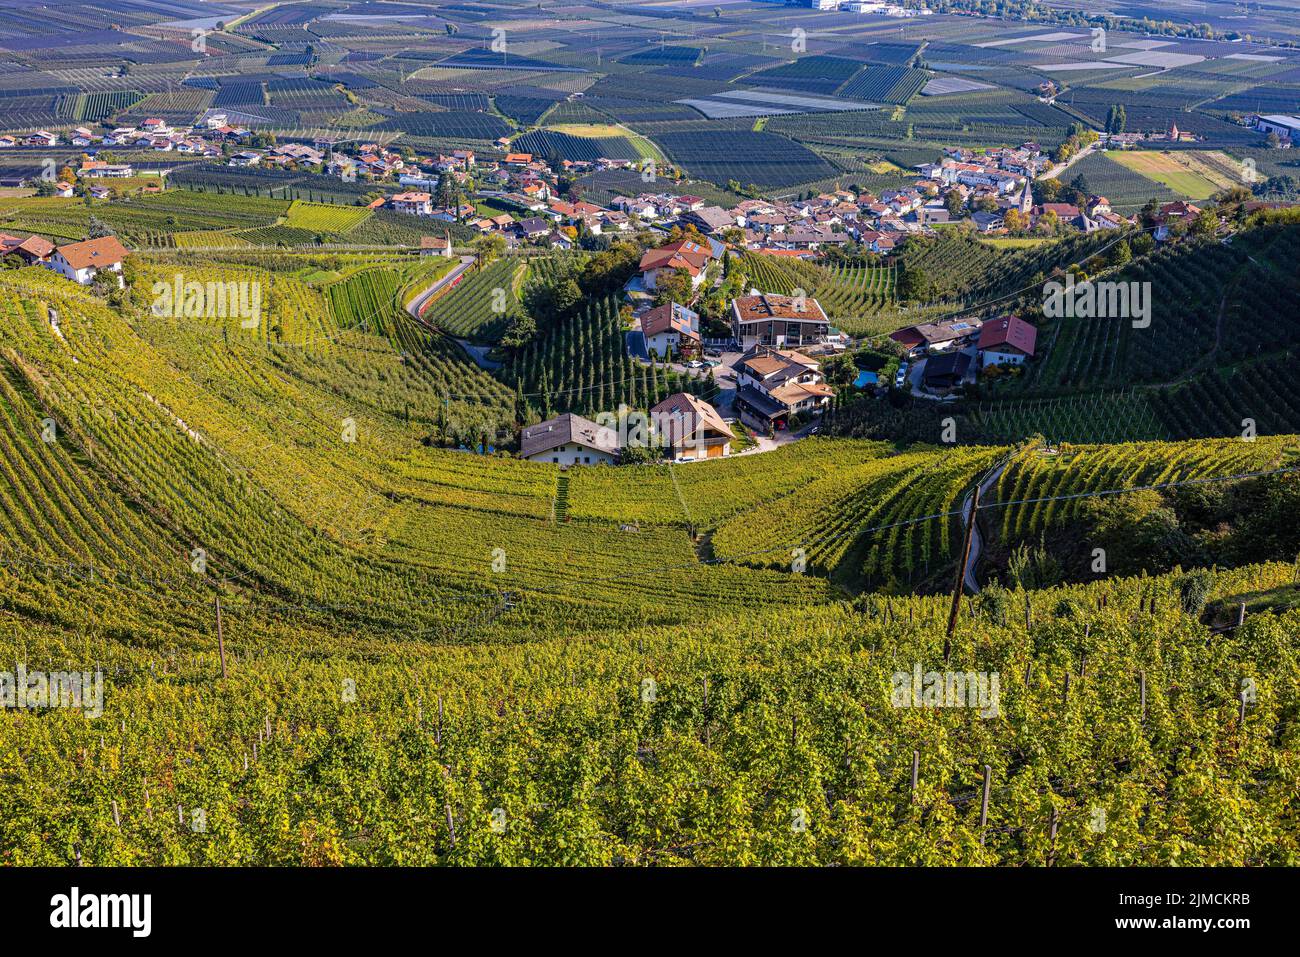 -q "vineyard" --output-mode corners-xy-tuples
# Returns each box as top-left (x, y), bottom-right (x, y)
(738, 252), (898, 334)
(424, 258), (527, 342)
(4, 559), (1298, 864)
(1033, 224), (1300, 391)
(498, 292), (708, 421)
(990, 438), (1289, 544)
